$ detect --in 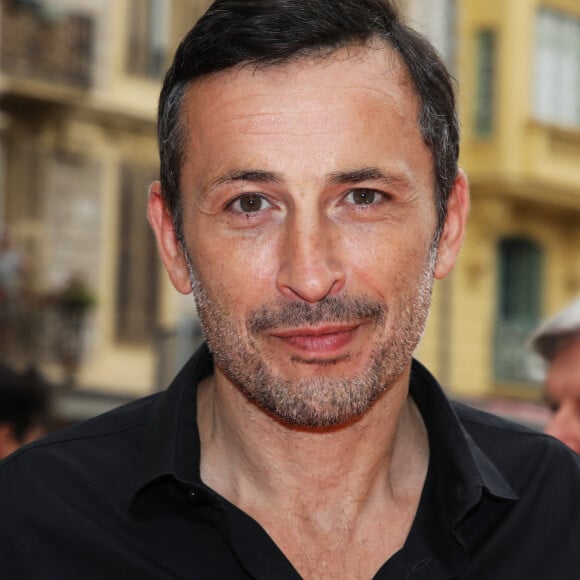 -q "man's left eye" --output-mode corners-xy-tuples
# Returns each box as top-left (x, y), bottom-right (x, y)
(228, 194), (273, 213)
(345, 189), (383, 205)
